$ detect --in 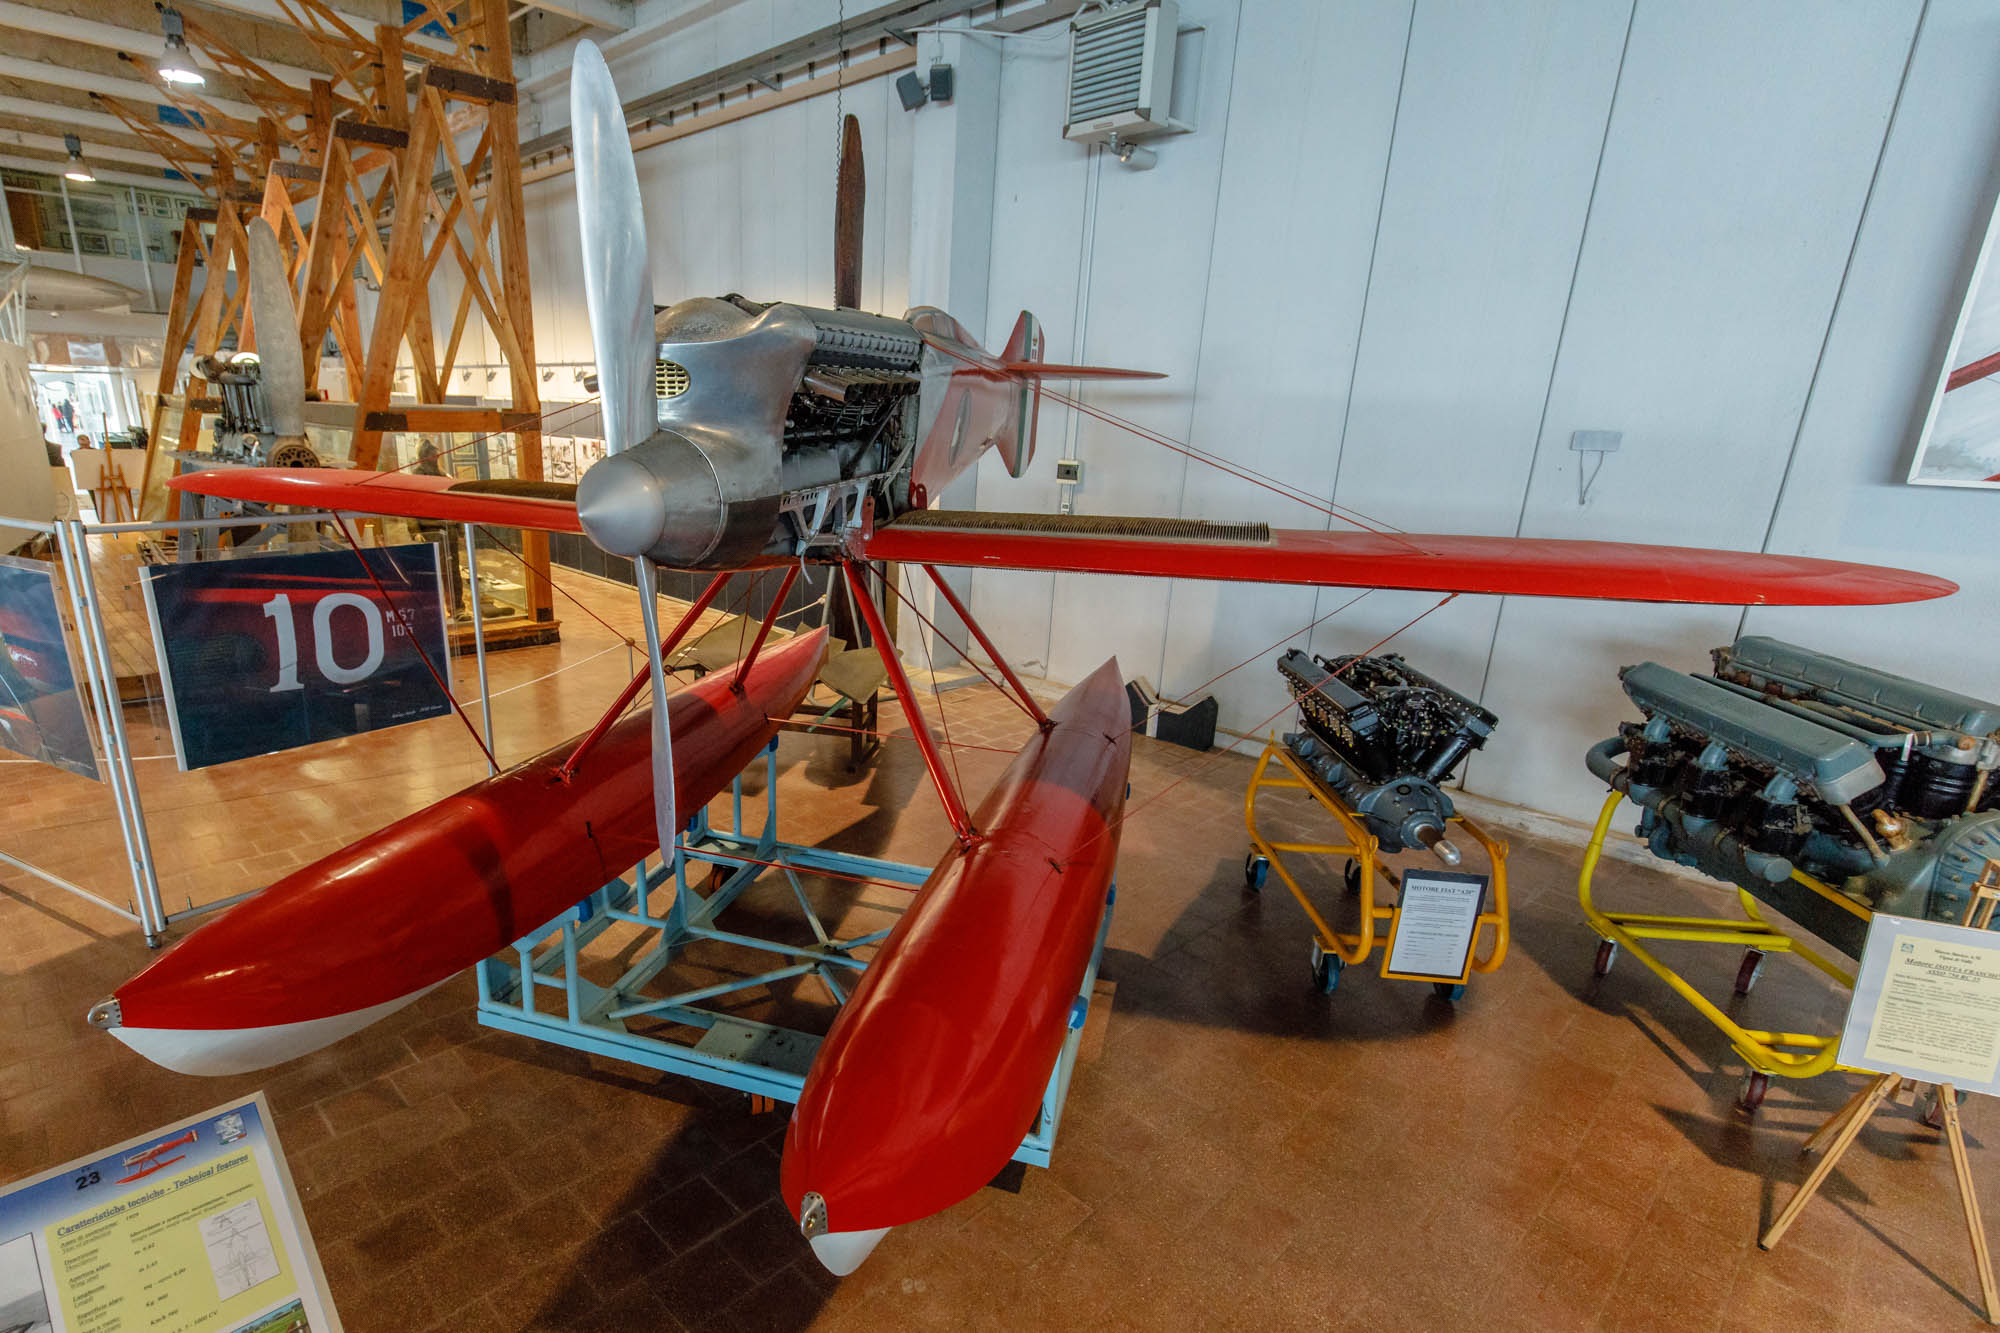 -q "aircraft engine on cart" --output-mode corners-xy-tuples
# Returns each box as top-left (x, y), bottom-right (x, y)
(1587, 636), (2000, 955)
(1278, 649), (1497, 866)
